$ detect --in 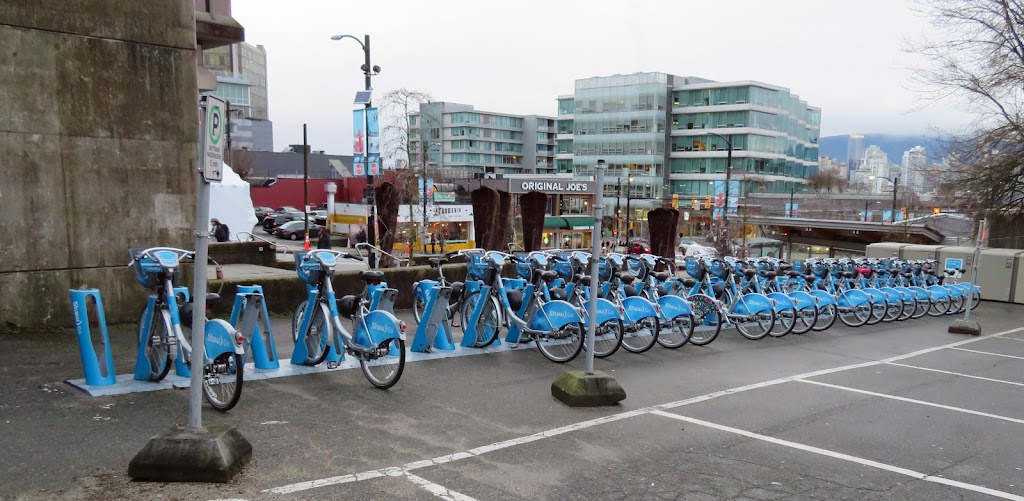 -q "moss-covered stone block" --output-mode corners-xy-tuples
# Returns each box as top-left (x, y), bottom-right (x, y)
(128, 425), (252, 483)
(551, 370), (626, 407)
